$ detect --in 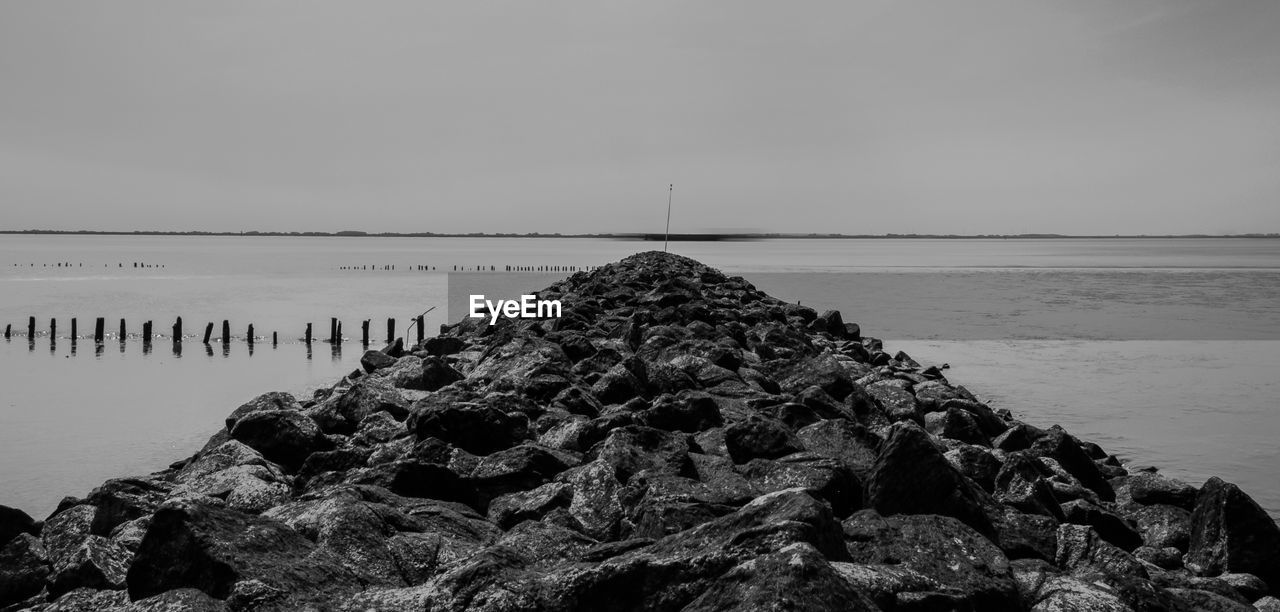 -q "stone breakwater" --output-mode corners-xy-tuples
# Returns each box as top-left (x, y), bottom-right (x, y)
(2, 251), (1280, 611)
